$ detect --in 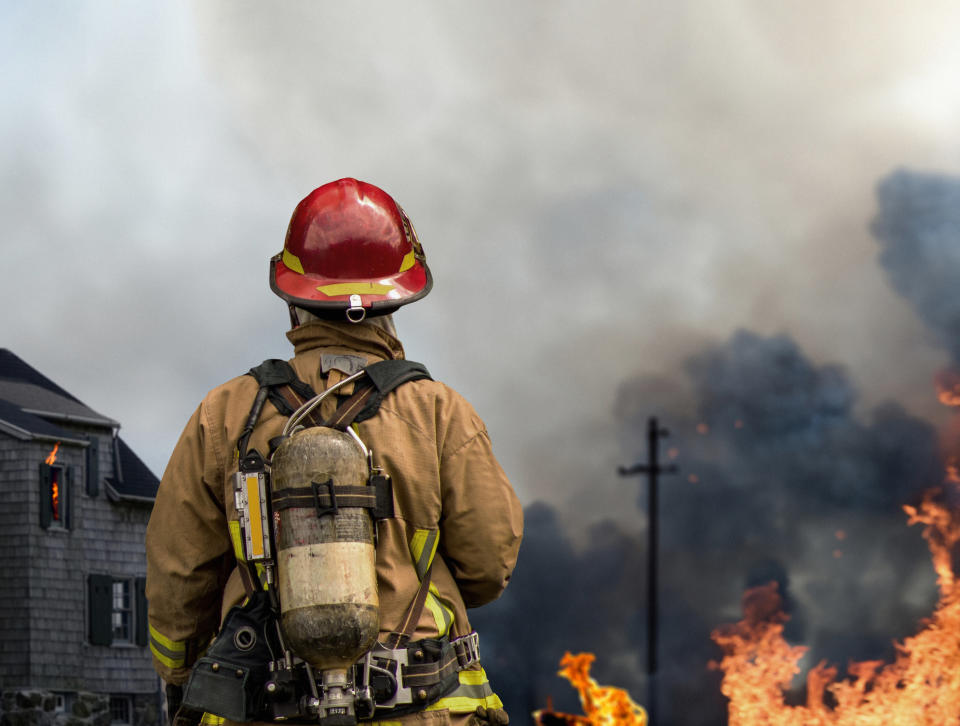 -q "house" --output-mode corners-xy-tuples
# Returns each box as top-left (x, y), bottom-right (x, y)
(0, 349), (160, 726)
